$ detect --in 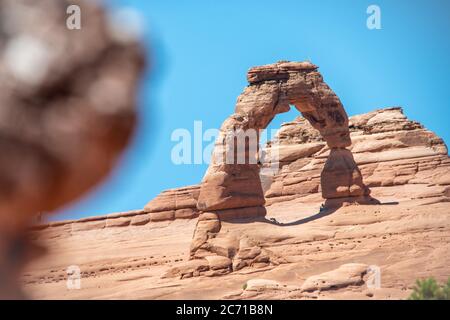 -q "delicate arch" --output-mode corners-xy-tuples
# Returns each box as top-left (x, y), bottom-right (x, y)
(197, 61), (369, 215)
